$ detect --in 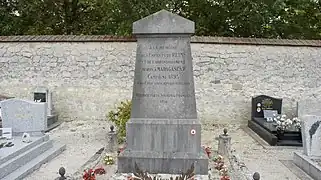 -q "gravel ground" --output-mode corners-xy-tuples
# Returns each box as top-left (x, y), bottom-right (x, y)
(24, 121), (304, 180)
